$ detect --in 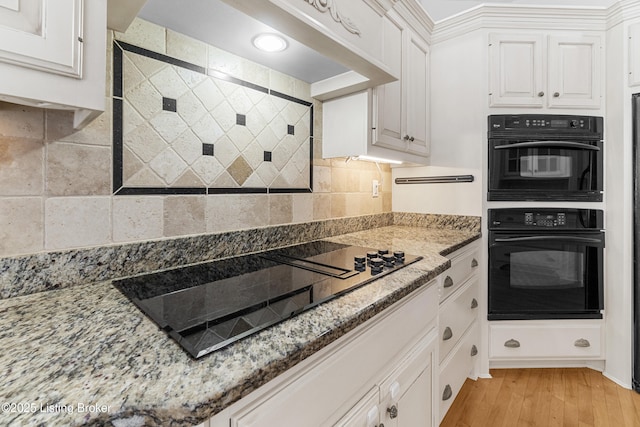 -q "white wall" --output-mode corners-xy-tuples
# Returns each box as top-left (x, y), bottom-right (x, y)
(603, 17), (634, 389)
